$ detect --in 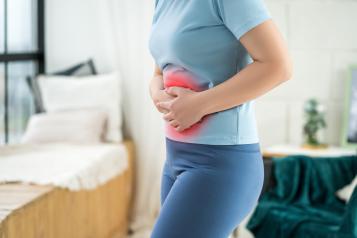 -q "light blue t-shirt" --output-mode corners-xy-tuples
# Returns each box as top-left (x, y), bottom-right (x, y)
(149, 0), (272, 145)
